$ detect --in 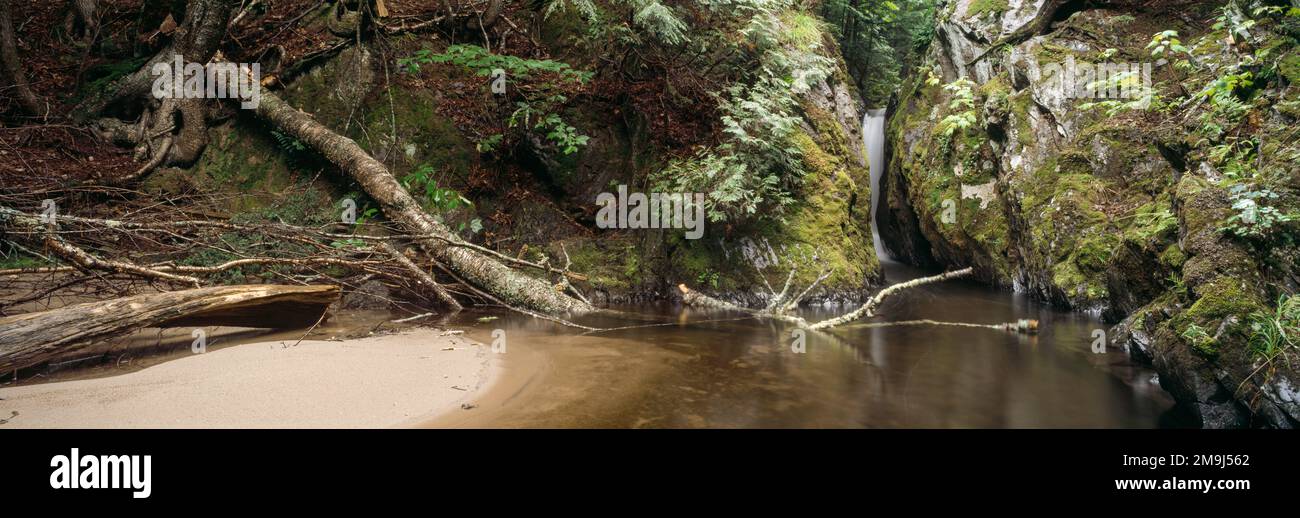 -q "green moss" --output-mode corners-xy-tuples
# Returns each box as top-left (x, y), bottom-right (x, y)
(243, 186), (335, 226)
(1053, 261), (1099, 299)
(967, 0), (1009, 18)
(1174, 175), (1223, 235)
(801, 102), (850, 158)
(186, 121), (305, 212)
(1049, 232), (1115, 302)
(977, 74), (1011, 108)
(1122, 197), (1178, 244)
(0, 252), (44, 270)
(793, 131), (836, 176)
(1159, 243), (1187, 269)
(1186, 279), (1261, 322)
(778, 131), (877, 288)
(1032, 40), (1101, 69)
(563, 239), (639, 291)
(362, 88), (477, 180)
(1010, 92), (1036, 149)
(1169, 277), (1266, 357)
(1074, 235), (1115, 271)
(1277, 51), (1300, 85)
(780, 11), (824, 51)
